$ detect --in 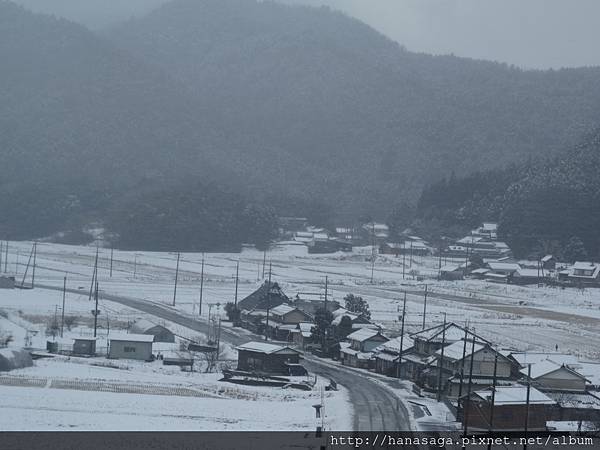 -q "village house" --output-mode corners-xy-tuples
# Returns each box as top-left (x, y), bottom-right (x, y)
(108, 333), (154, 361)
(129, 319), (175, 343)
(330, 307), (374, 332)
(568, 261), (600, 285)
(238, 281), (289, 333)
(373, 335), (414, 377)
(426, 340), (515, 397)
(439, 264), (465, 281)
(402, 323), (489, 385)
(340, 328), (388, 369)
(290, 322), (314, 348)
(520, 360), (589, 393)
(471, 222), (498, 240)
(307, 238), (352, 254)
(361, 222), (389, 245)
(460, 385), (556, 433)
(262, 304), (312, 341)
(235, 341), (302, 375)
